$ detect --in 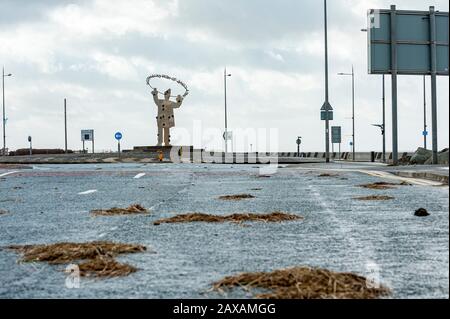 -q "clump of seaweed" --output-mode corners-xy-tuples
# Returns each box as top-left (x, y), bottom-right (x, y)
(318, 173), (339, 178)
(358, 182), (408, 190)
(90, 204), (148, 216)
(7, 241), (147, 278)
(153, 212), (302, 226)
(219, 194), (255, 201)
(77, 258), (138, 277)
(354, 195), (395, 201)
(212, 267), (391, 299)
